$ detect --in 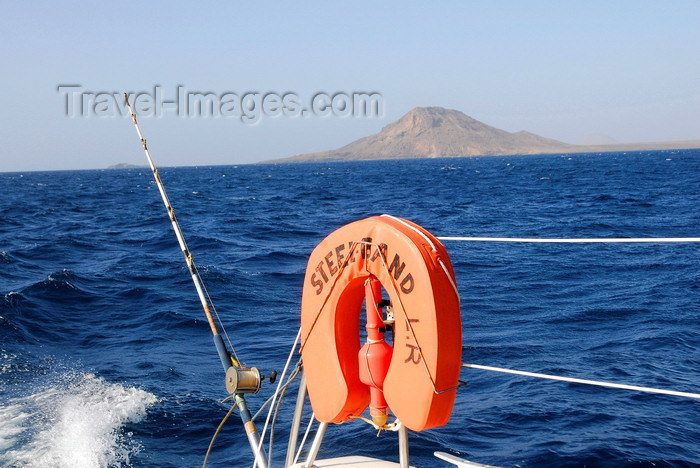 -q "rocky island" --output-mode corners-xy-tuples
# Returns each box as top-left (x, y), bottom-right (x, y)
(274, 107), (700, 162)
